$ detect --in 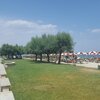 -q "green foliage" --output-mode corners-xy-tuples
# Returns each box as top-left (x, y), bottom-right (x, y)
(43, 34), (57, 54)
(0, 44), (24, 59)
(0, 31), (74, 63)
(56, 32), (74, 52)
(26, 32), (74, 63)
(56, 32), (74, 64)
